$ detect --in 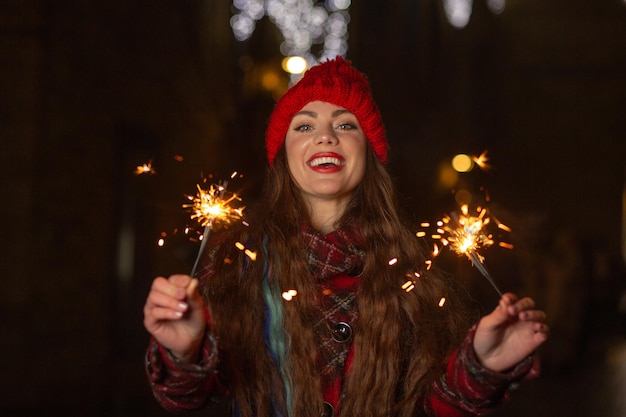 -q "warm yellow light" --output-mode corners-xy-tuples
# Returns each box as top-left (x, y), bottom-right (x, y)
(451, 154), (474, 172)
(439, 163), (458, 188)
(282, 56), (308, 74)
(261, 70), (280, 90)
(282, 289), (298, 301)
(454, 189), (473, 206)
